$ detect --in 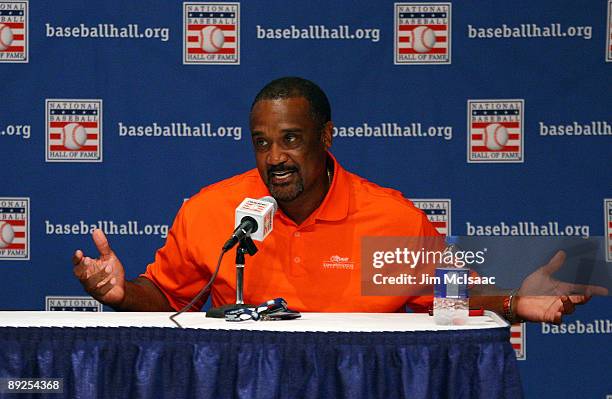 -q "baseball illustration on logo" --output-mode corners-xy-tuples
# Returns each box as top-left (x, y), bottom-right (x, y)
(62, 122), (87, 150)
(46, 99), (103, 162)
(184, 2), (240, 65)
(484, 123), (509, 150)
(0, 1), (28, 63)
(0, 197), (29, 260)
(395, 3), (451, 65)
(200, 25), (224, 52)
(0, 221), (14, 248)
(0, 23), (14, 50)
(411, 26), (436, 53)
(468, 99), (524, 163)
